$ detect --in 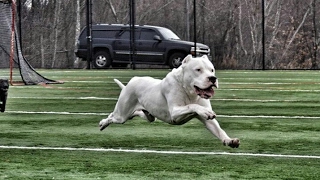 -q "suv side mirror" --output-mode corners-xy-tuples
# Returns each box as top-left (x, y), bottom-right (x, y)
(153, 35), (162, 41)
